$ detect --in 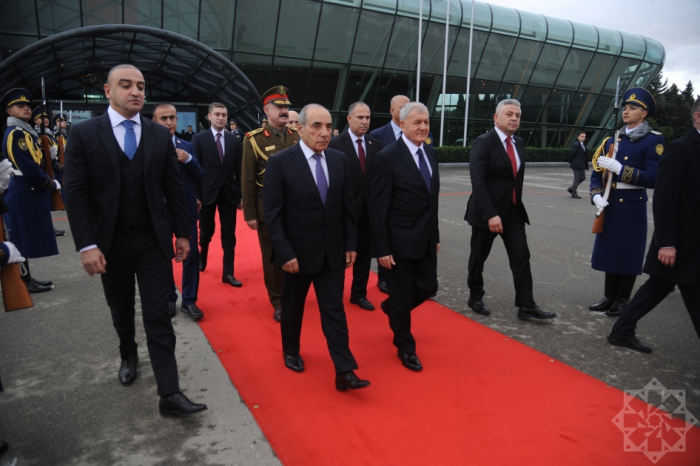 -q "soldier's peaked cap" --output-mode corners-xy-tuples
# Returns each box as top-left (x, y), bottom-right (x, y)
(622, 87), (656, 117)
(261, 86), (291, 106)
(0, 88), (33, 110)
